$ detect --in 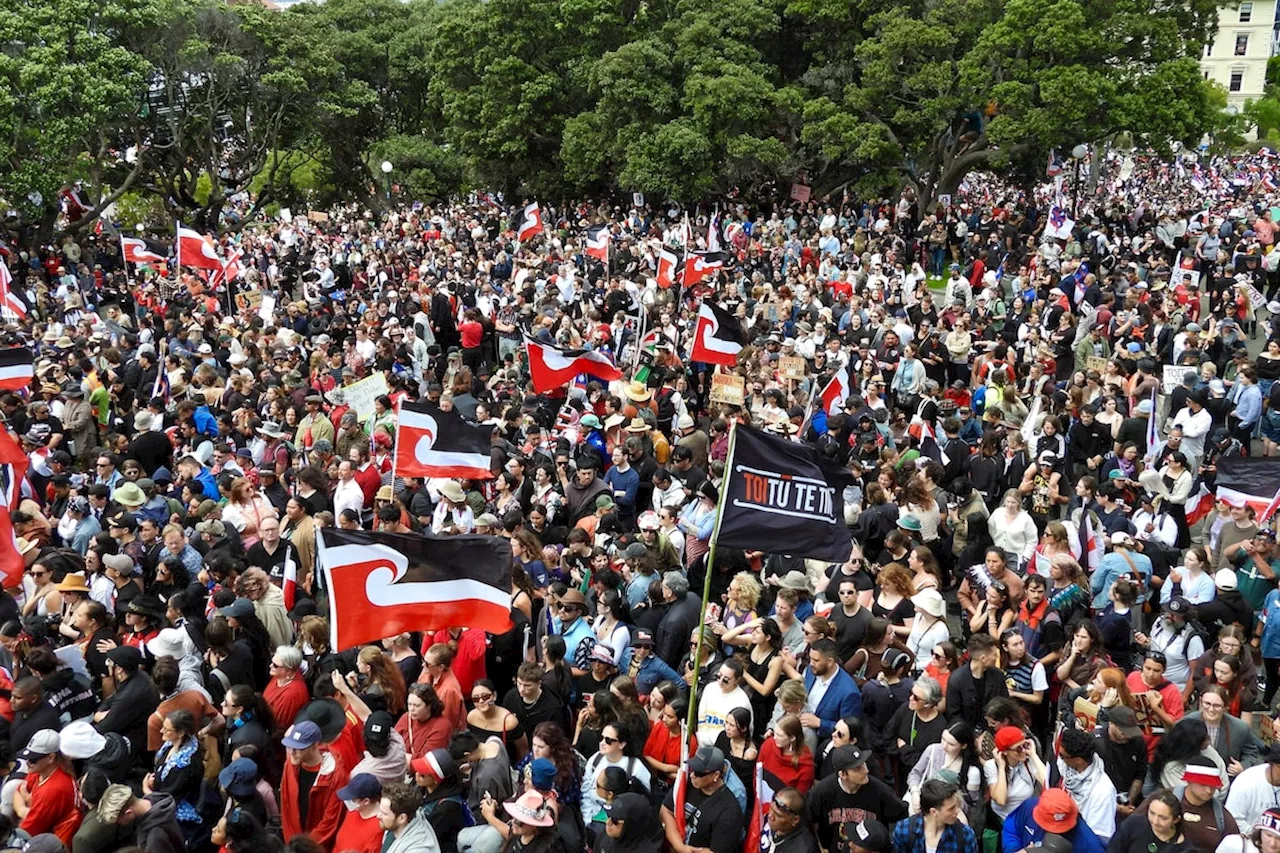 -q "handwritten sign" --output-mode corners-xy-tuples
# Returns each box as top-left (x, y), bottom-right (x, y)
(338, 372), (390, 418)
(1163, 364), (1194, 393)
(308, 210), (330, 223)
(709, 373), (746, 406)
(779, 356), (807, 381)
(790, 183), (812, 203)
(234, 290), (263, 312)
(1085, 356), (1109, 374)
